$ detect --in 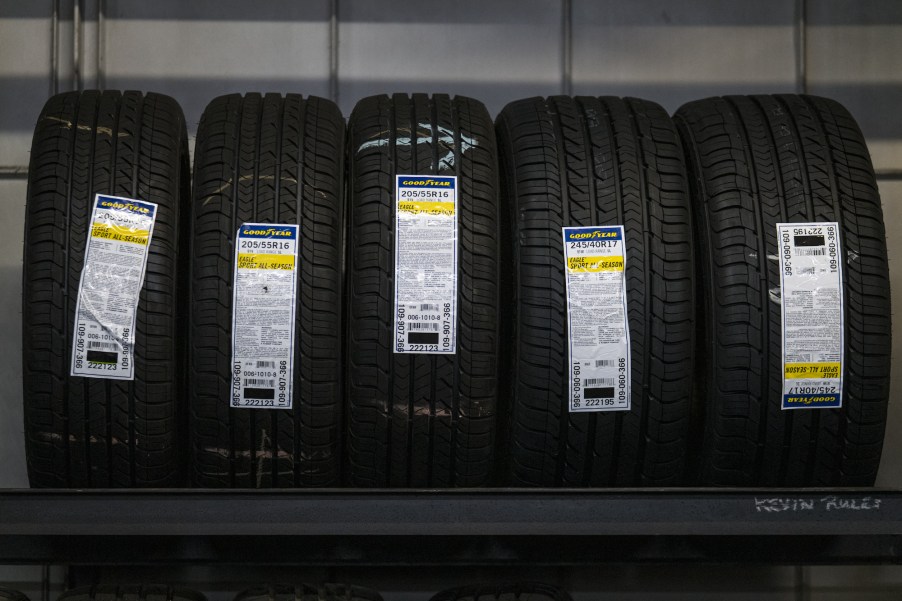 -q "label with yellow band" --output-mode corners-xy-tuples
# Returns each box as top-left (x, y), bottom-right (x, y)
(230, 223), (298, 409)
(784, 362), (841, 379)
(397, 201), (455, 215)
(393, 175), (457, 354)
(70, 194), (157, 380)
(236, 253), (296, 270)
(777, 222), (844, 409)
(90, 223), (151, 245)
(563, 225), (631, 413)
(566, 256), (625, 272)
